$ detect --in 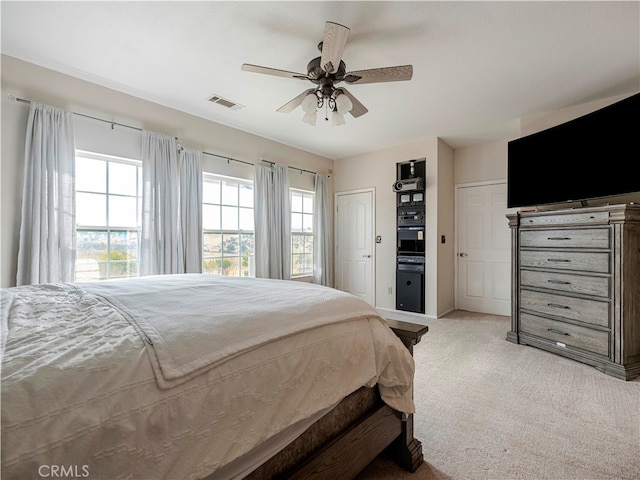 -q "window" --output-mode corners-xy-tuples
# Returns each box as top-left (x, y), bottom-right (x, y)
(202, 175), (254, 276)
(75, 151), (142, 281)
(291, 190), (314, 277)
